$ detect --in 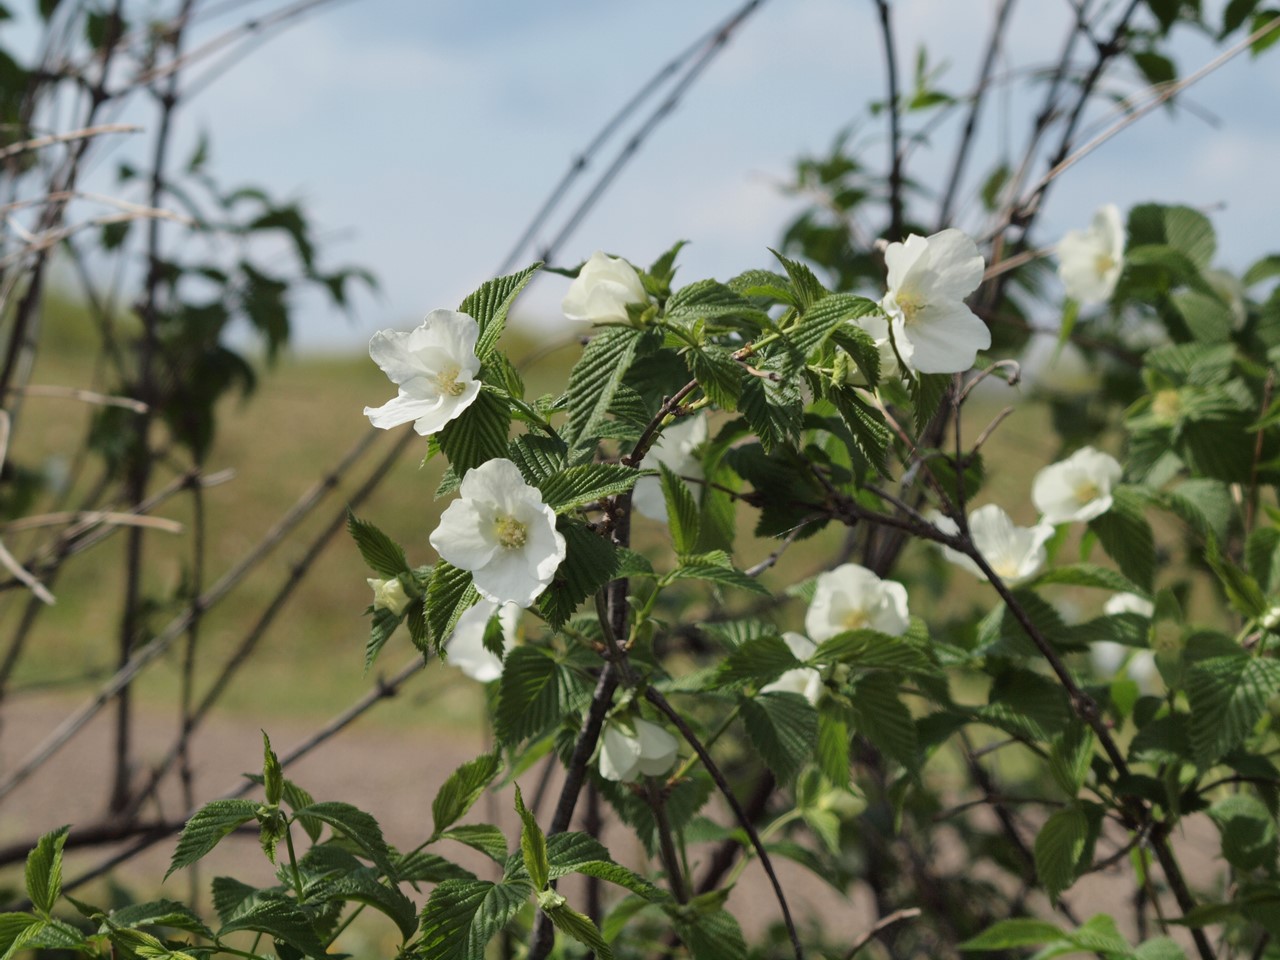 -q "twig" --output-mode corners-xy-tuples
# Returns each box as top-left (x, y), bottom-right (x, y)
(872, 0), (904, 240)
(743, 520), (814, 578)
(0, 539), (54, 605)
(0, 123), (140, 161)
(843, 907), (922, 960)
(646, 687), (804, 960)
(0, 511), (181, 535)
(4, 384), (147, 413)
